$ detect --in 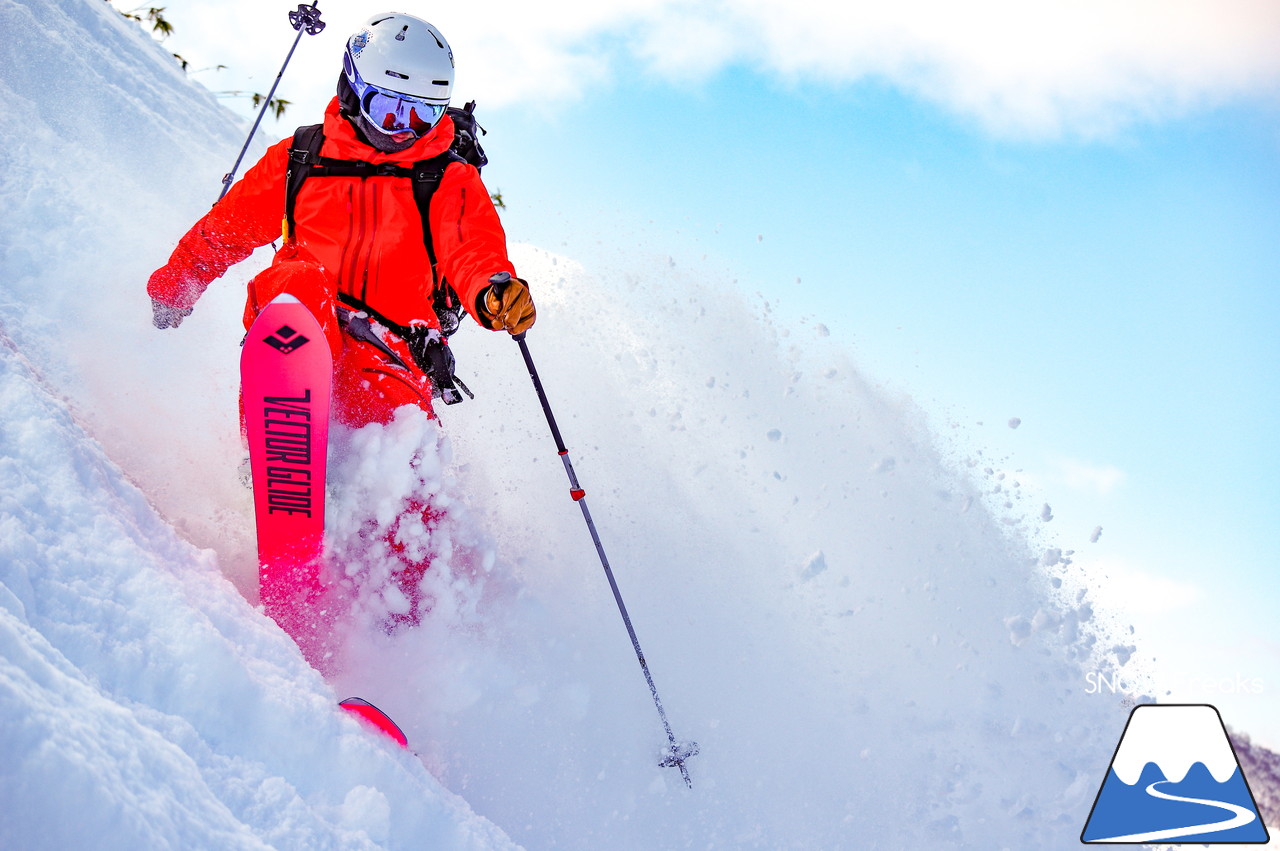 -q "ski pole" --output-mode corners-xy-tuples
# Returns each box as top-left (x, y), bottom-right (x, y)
(511, 324), (699, 788)
(217, 3), (326, 201)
